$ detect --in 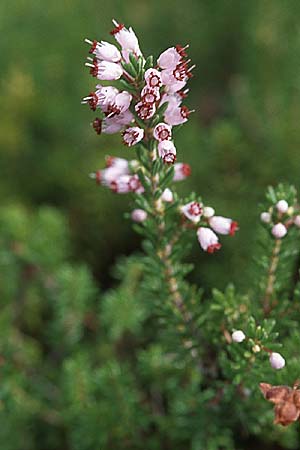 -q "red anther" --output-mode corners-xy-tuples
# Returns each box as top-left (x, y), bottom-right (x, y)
(110, 23), (125, 35)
